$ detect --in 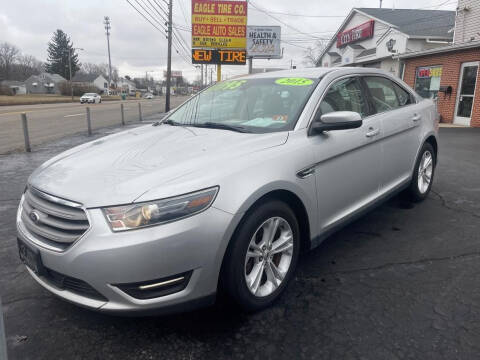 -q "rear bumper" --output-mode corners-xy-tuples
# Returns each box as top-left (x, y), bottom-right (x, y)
(17, 206), (235, 314)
